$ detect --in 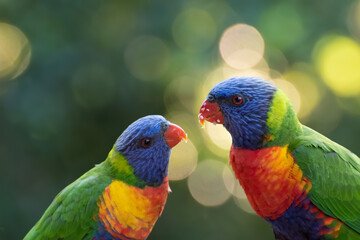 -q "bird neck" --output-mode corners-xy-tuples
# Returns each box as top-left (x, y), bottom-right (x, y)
(263, 90), (302, 148)
(105, 148), (146, 188)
